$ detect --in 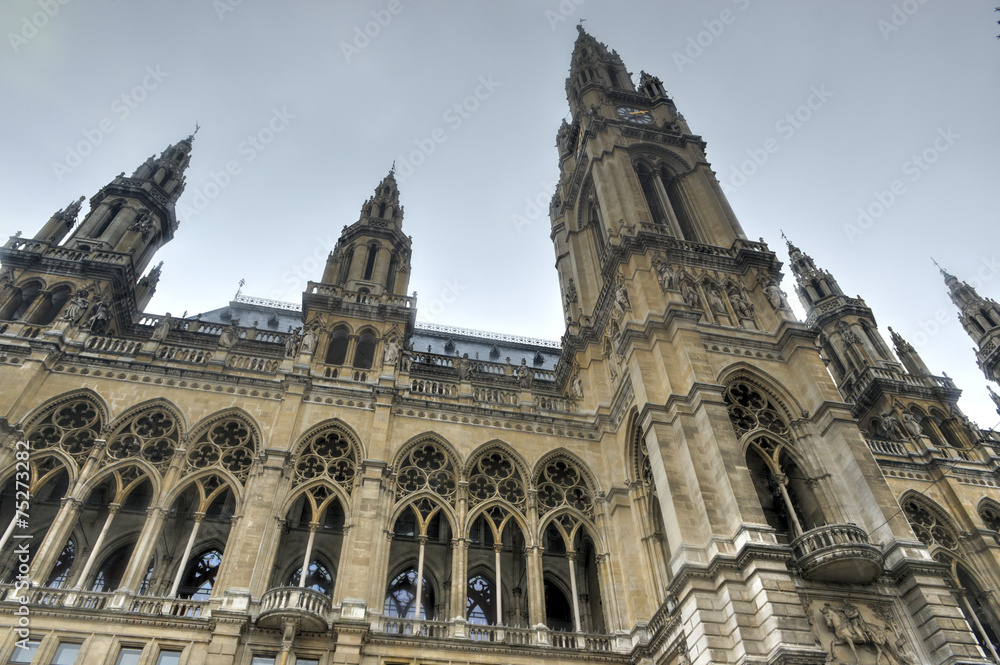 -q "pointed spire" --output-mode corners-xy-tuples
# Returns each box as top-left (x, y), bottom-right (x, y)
(130, 132), (195, 203)
(54, 196), (86, 226)
(989, 386), (1000, 416)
